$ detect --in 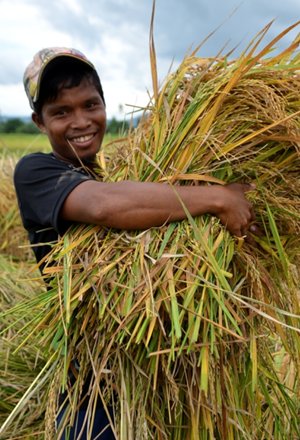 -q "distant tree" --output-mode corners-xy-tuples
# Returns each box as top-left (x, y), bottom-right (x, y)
(106, 117), (129, 135)
(0, 118), (24, 133)
(16, 122), (39, 134)
(0, 118), (39, 134)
